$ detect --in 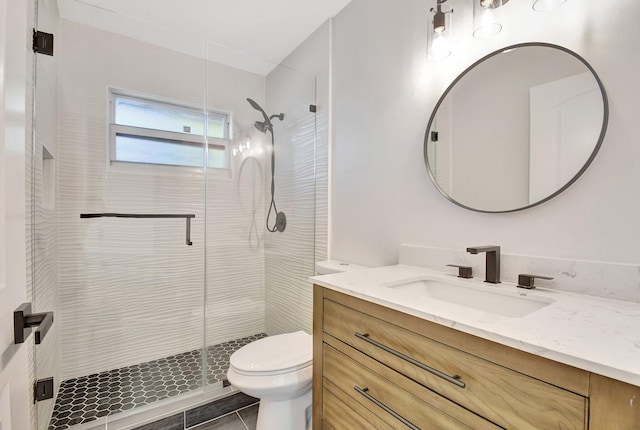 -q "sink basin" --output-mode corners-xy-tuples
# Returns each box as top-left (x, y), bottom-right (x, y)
(385, 278), (554, 318)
